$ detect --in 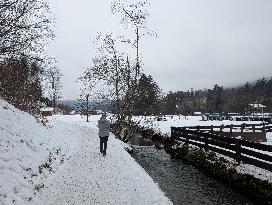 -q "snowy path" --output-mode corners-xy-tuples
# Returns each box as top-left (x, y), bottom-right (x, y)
(31, 118), (172, 205)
